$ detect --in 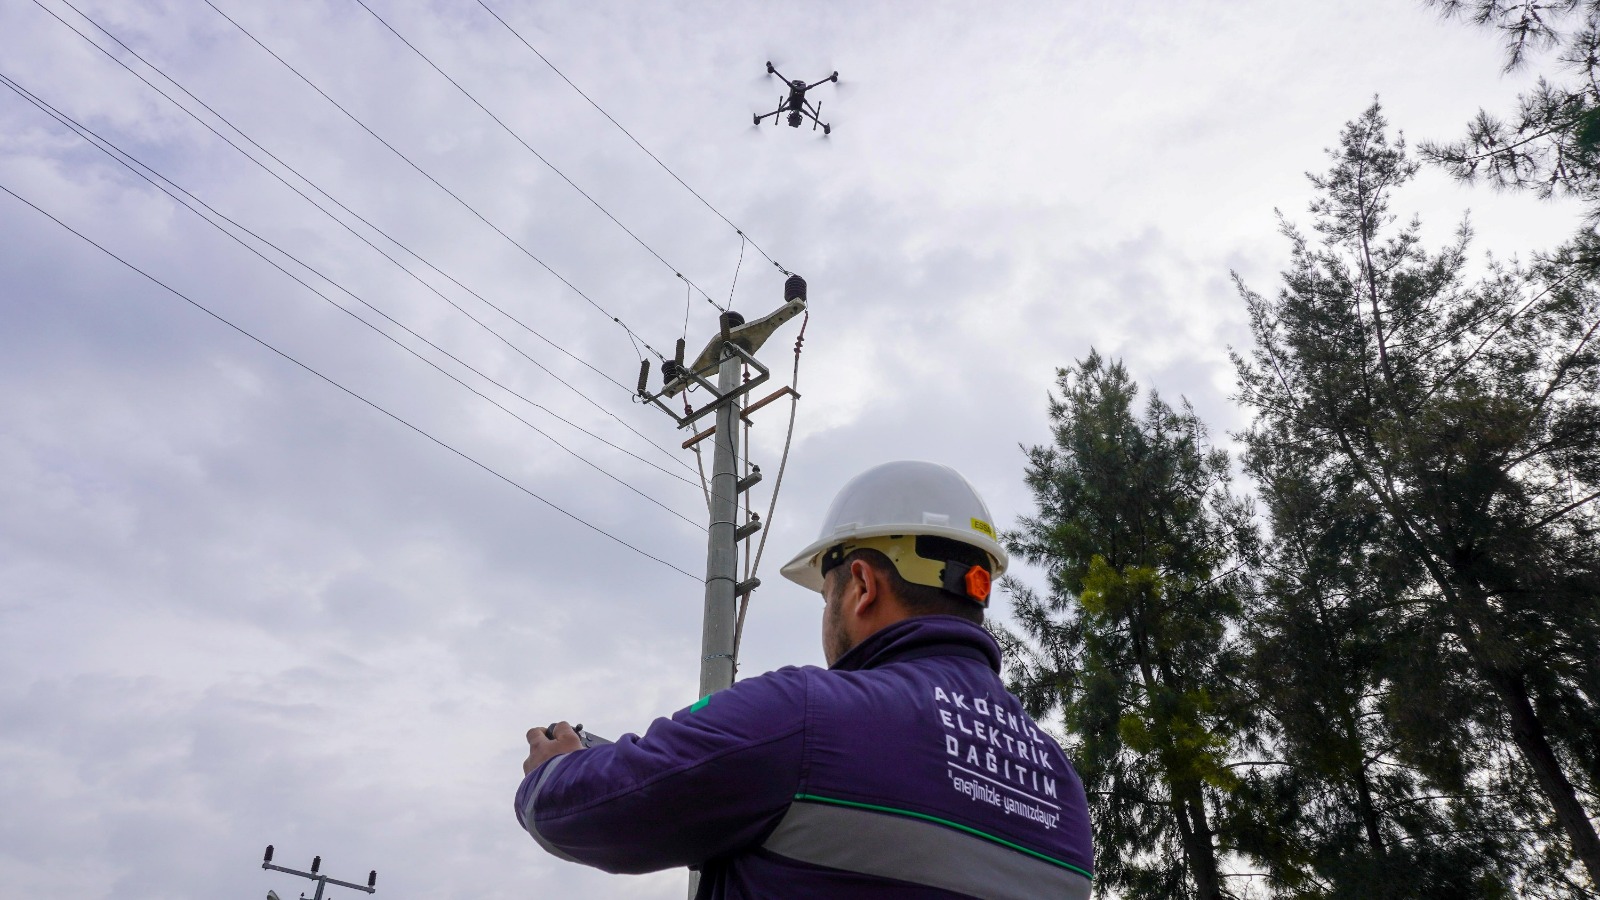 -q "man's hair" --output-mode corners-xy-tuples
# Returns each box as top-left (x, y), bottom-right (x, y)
(839, 547), (985, 625)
